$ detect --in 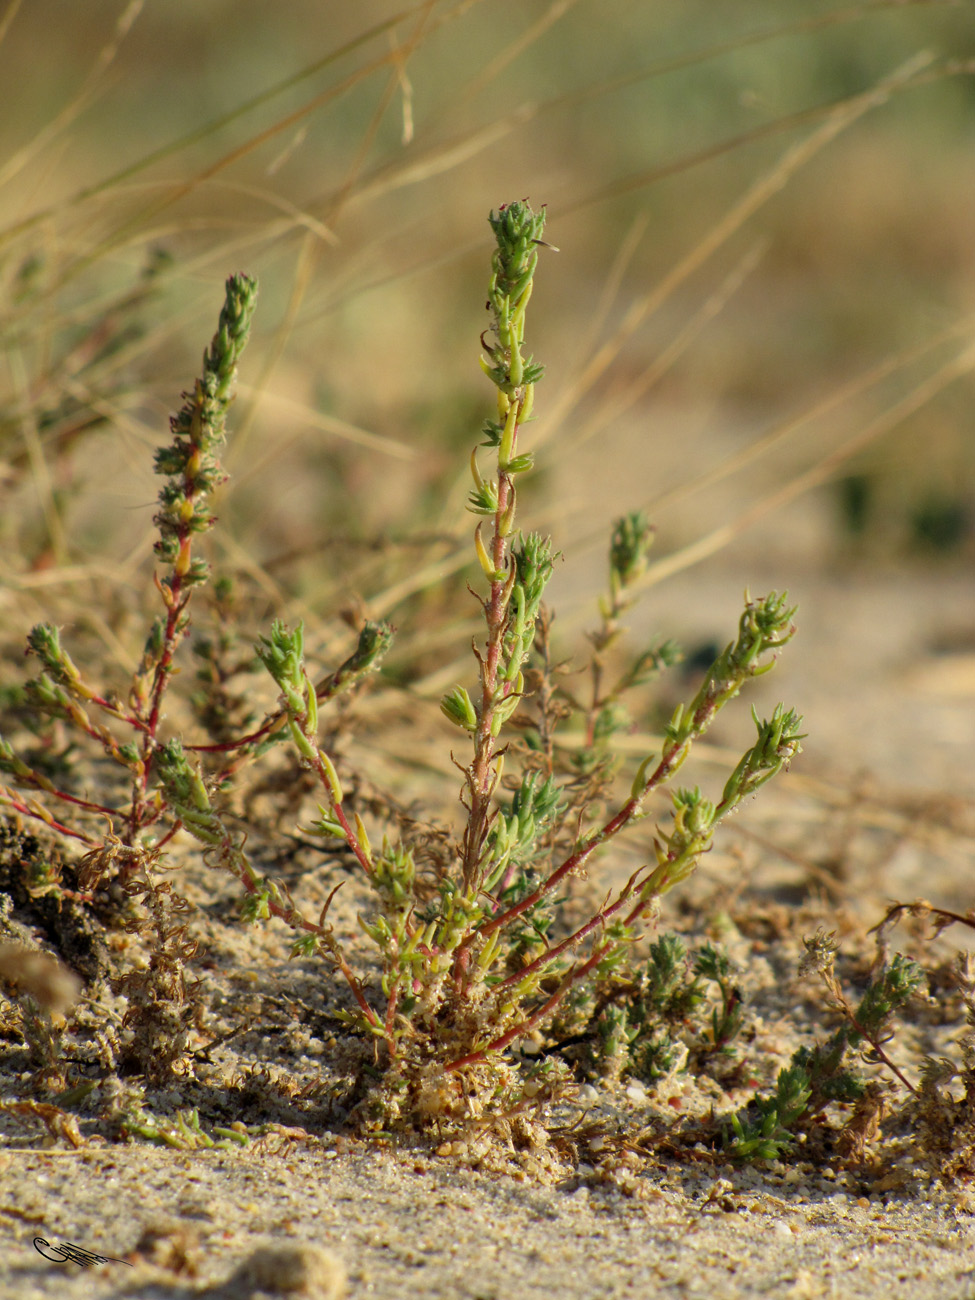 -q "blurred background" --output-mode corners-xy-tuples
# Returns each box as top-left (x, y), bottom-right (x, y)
(0, 1), (973, 908)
